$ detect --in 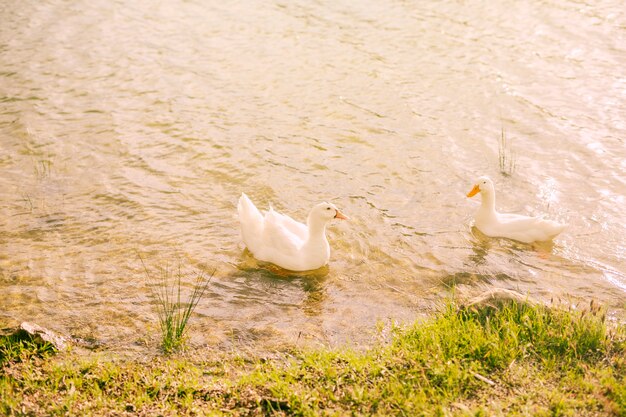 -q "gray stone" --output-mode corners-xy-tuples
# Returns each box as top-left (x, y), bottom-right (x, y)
(13, 322), (68, 351)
